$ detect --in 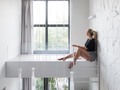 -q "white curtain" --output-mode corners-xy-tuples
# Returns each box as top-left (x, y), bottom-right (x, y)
(21, 0), (33, 54)
(23, 78), (31, 90)
(21, 0), (33, 89)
